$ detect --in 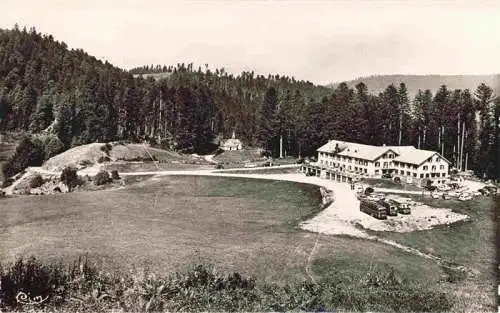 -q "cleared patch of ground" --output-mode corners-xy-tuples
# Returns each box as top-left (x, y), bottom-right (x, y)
(213, 148), (266, 166)
(215, 165), (299, 175)
(42, 142), (209, 172)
